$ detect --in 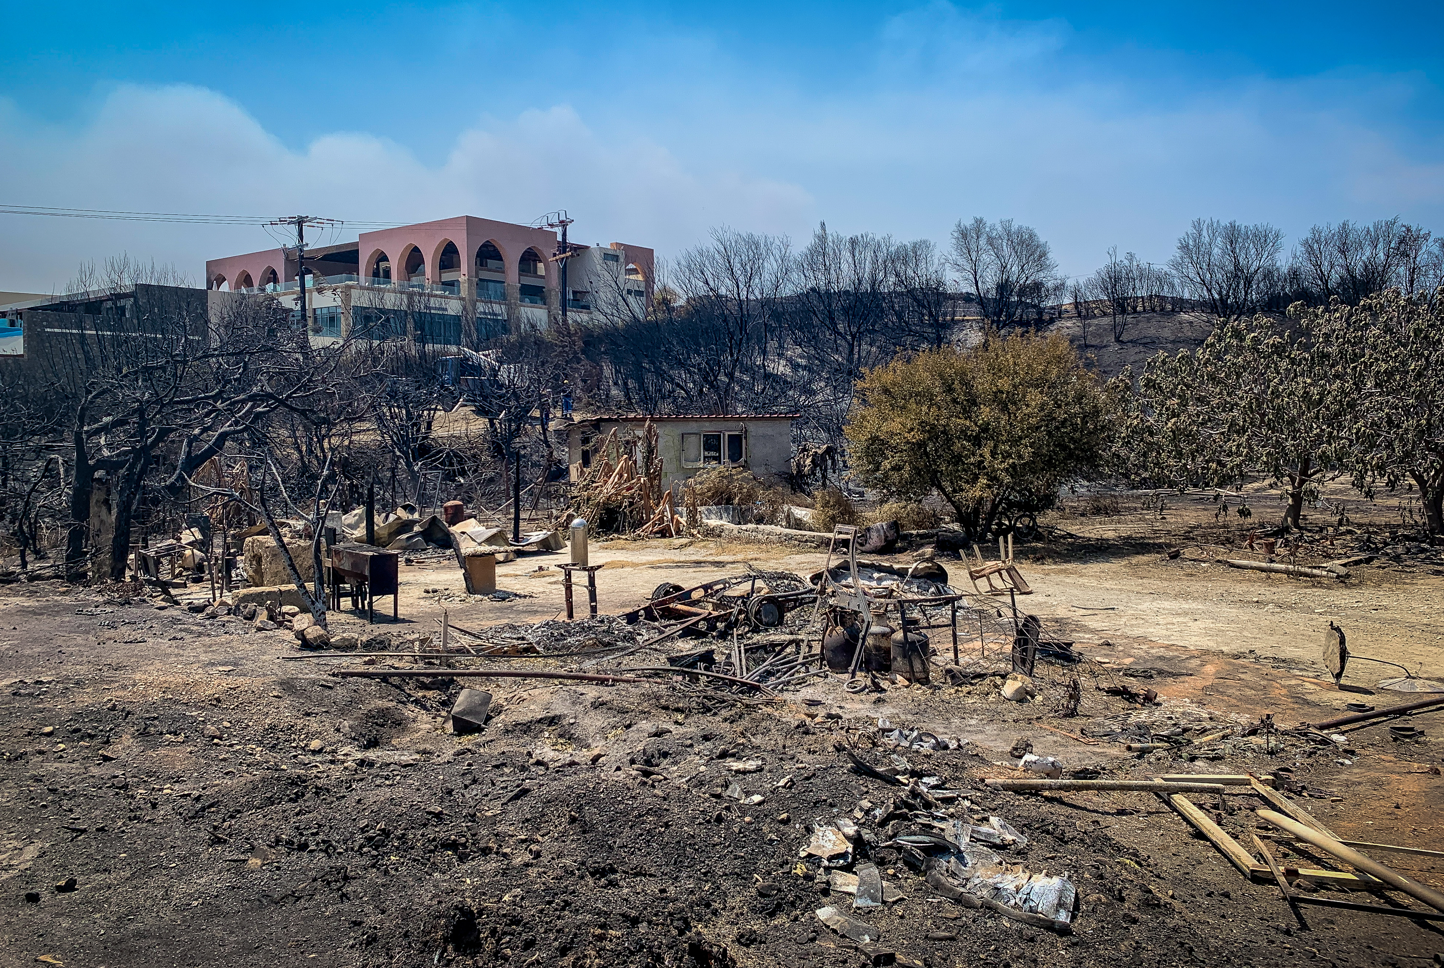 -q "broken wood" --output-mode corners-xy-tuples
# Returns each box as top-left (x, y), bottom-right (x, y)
(1256, 809), (1444, 914)
(986, 779), (1228, 795)
(1158, 774), (1274, 787)
(1251, 833), (1310, 931)
(1220, 559), (1344, 580)
(1248, 777), (1339, 839)
(333, 668), (644, 684)
(1162, 793), (1257, 877)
